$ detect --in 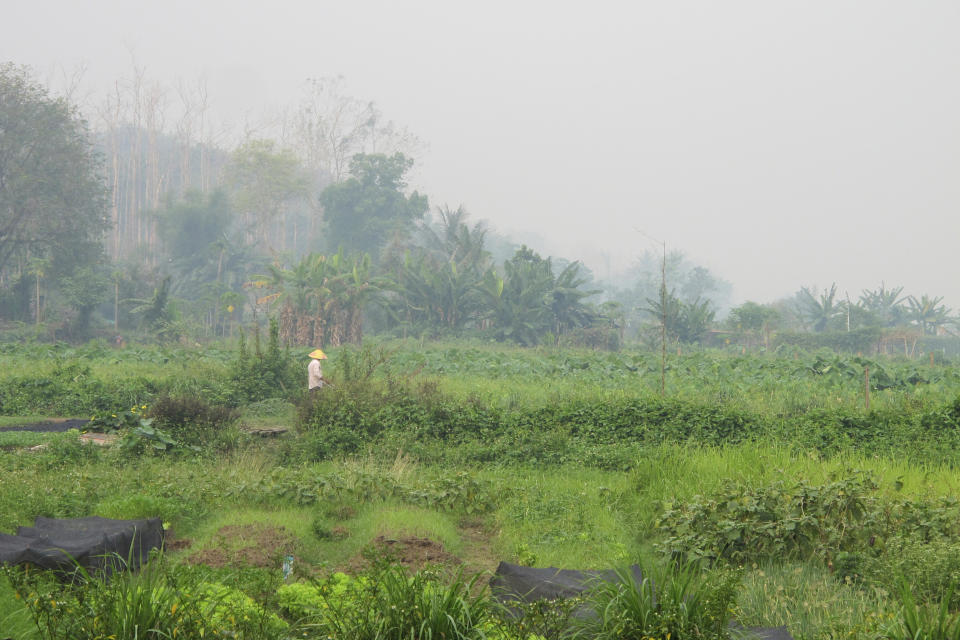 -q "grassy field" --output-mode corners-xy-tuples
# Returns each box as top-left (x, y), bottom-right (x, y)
(1, 339), (959, 639)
